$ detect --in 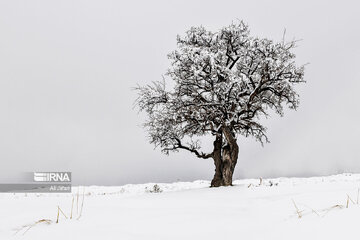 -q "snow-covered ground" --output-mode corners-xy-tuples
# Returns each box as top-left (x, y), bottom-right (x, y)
(1, 173), (360, 239)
